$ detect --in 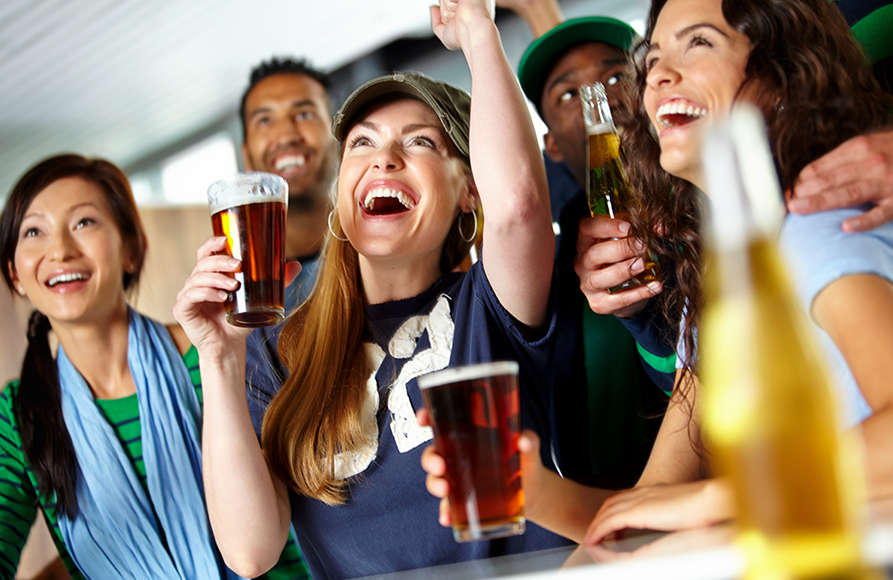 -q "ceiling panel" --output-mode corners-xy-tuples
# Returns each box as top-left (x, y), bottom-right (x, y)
(0, 0), (434, 201)
(0, 0), (647, 204)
